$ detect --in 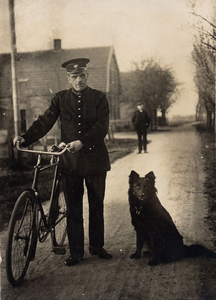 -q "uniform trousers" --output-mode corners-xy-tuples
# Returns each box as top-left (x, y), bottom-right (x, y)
(61, 171), (107, 258)
(136, 129), (148, 152)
